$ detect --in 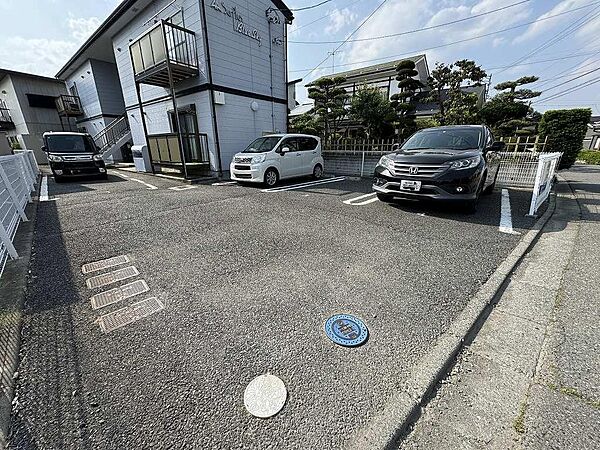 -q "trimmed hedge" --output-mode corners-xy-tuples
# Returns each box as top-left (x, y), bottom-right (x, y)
(578, 150), (600, 165)
(538, 108), (591, 169)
